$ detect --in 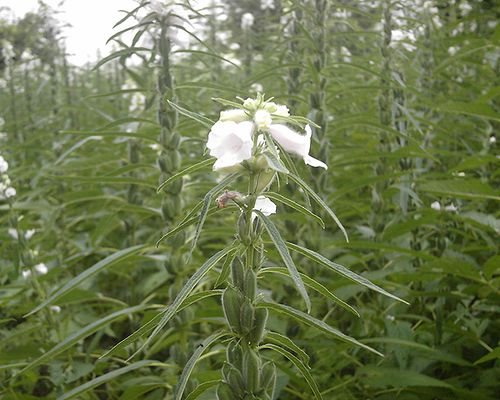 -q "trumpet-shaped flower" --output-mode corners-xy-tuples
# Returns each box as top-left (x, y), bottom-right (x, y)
(268, 124), (327, 169)
(207, 121), (254, 170)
